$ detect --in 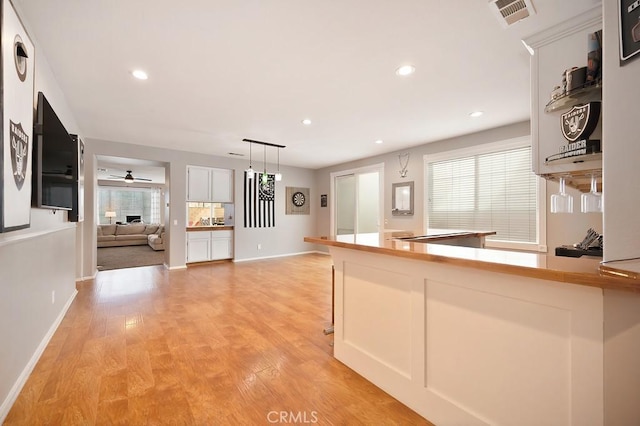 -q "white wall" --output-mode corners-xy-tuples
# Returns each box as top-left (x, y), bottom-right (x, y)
(602, 1), (640, 262)
(234, 165), (317, 261)
(81, 139), (316, 276)
(0, 2), (80, 420)
(602, 1), (640, 424)
(313, 121), (600, 252)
